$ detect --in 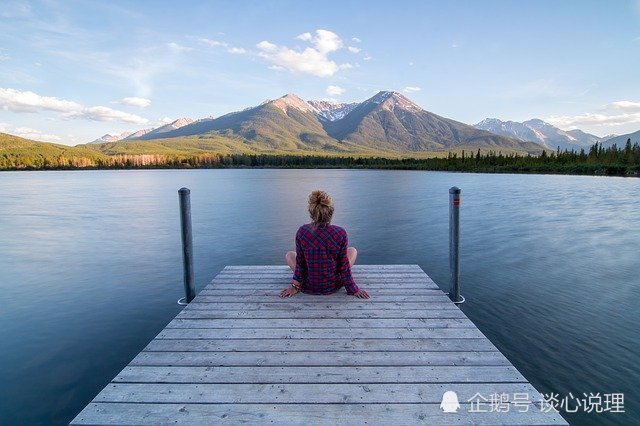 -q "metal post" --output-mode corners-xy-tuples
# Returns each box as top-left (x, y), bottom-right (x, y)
(449, 186), (463, 304)
(178, 188), (196, 305)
